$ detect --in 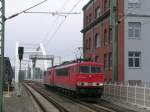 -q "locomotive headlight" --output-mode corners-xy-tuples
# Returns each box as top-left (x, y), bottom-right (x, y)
(99, 83), (103, 86)
(77, 82), (81, 86)
(77, 82), (88, 86)
(77, 82), (82, 86)
(93, 82), (104, 86)
(81, 82), (84, 86)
